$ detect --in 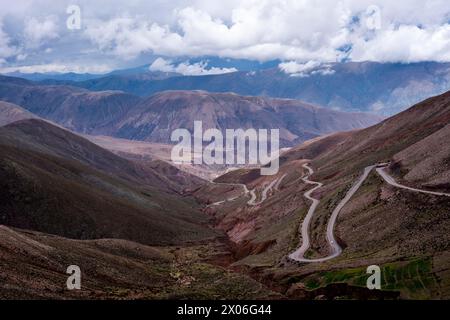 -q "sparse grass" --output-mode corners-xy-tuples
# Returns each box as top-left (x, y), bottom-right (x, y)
(298, 258), (438, 299)
(234, 207), (307, 267)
